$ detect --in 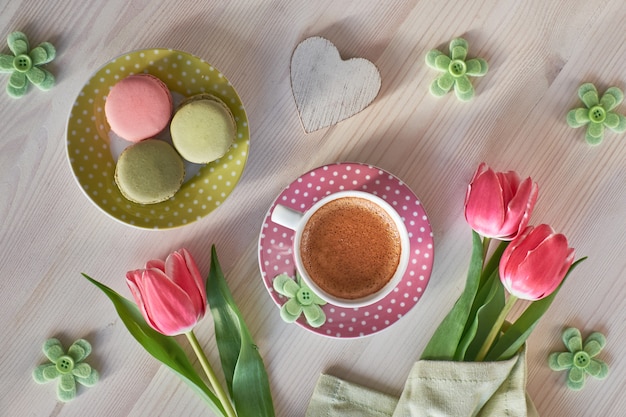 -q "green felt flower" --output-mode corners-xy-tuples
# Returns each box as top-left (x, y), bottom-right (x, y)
(273, 272), (327, 328)
(567, 83), (626, 145)
(0, 31), (56, 98)
(548, 327), (608, 390)
(425, 37), (488, 101)
(33, 338), (99, 402)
